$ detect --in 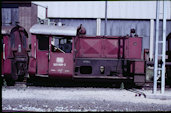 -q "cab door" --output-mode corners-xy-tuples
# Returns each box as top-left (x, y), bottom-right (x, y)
(48, 36), (73, 78)
(36, 35), (49, 75)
